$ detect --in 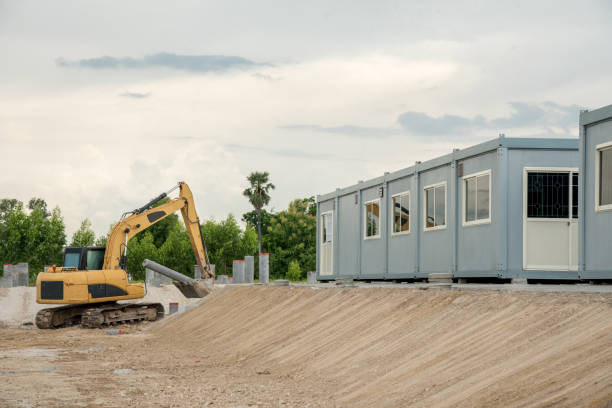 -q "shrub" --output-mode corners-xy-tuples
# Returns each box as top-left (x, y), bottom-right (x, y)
(286, 259), (302, 281)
